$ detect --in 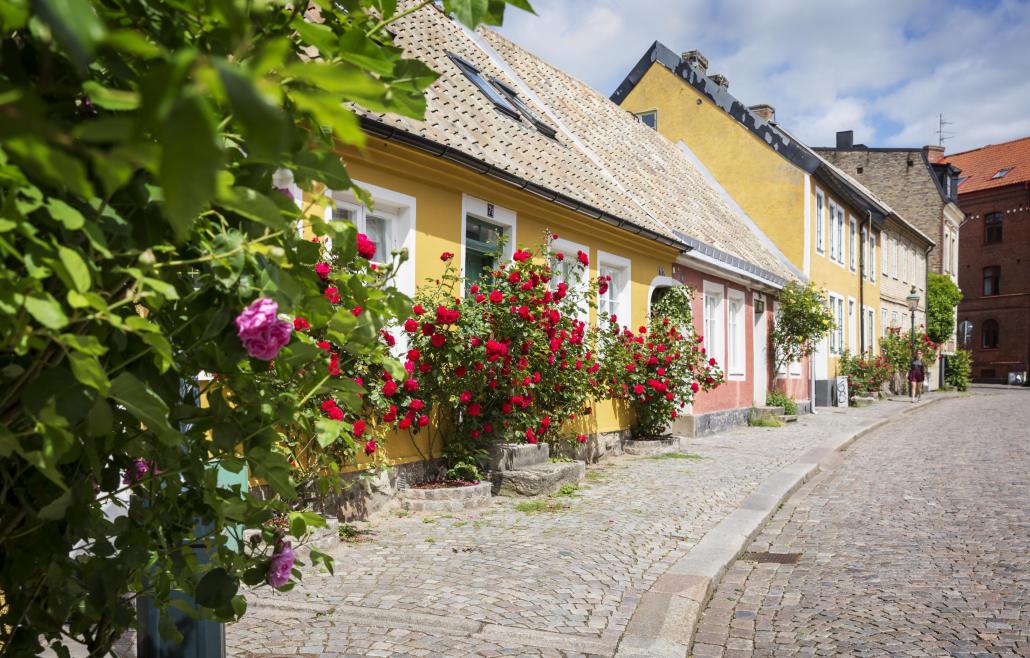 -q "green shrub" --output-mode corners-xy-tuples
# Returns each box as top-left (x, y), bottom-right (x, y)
(838, 351), (893, 402)
(766, 390), (797, 415)
(445, 461), (481, 483)
(945, 349), (972, 391)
